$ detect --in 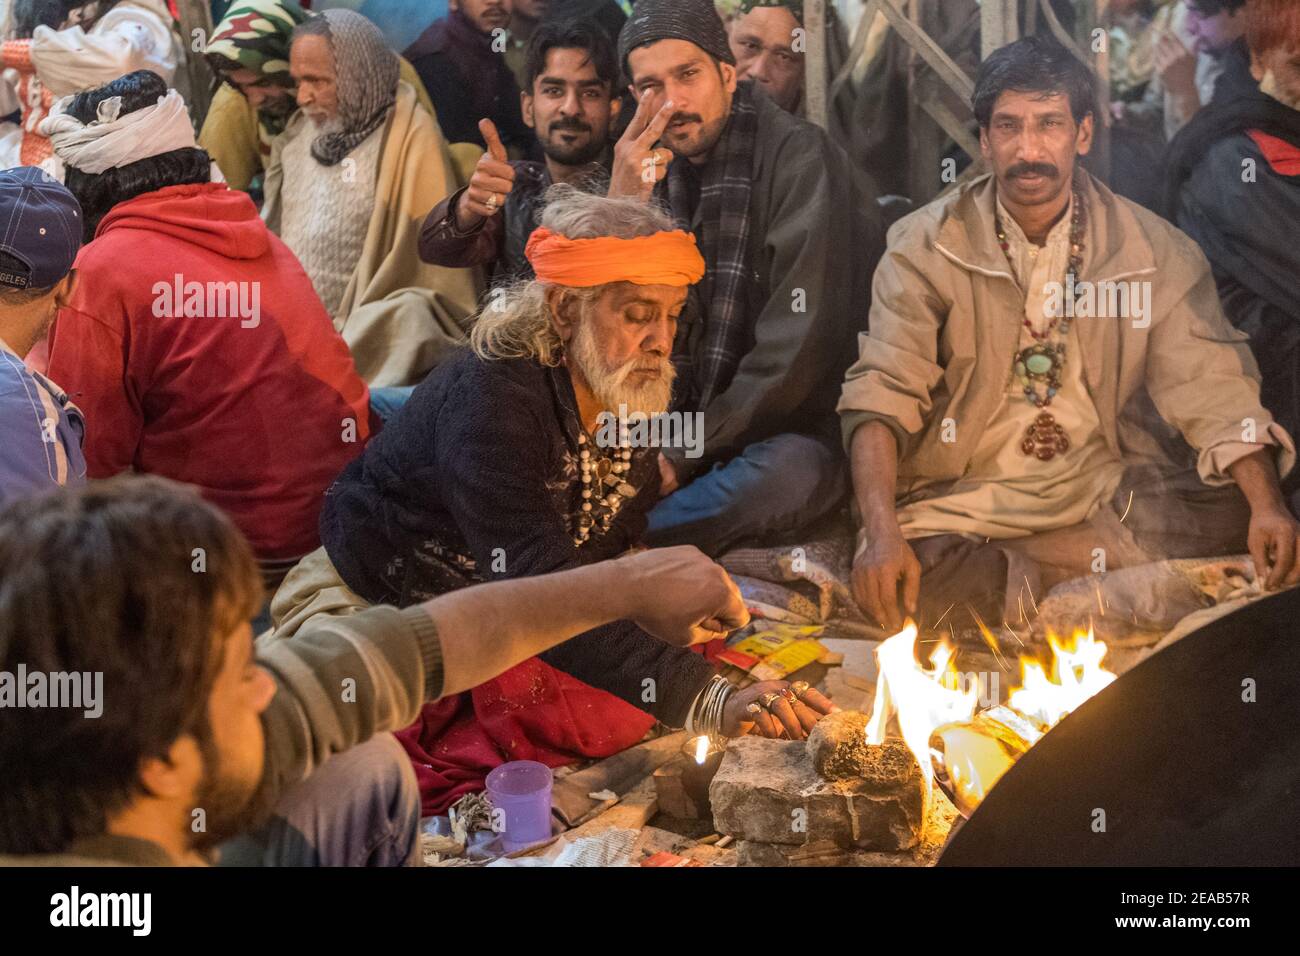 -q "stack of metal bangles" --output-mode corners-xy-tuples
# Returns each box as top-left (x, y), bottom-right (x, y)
(687, 675), (734, 741)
